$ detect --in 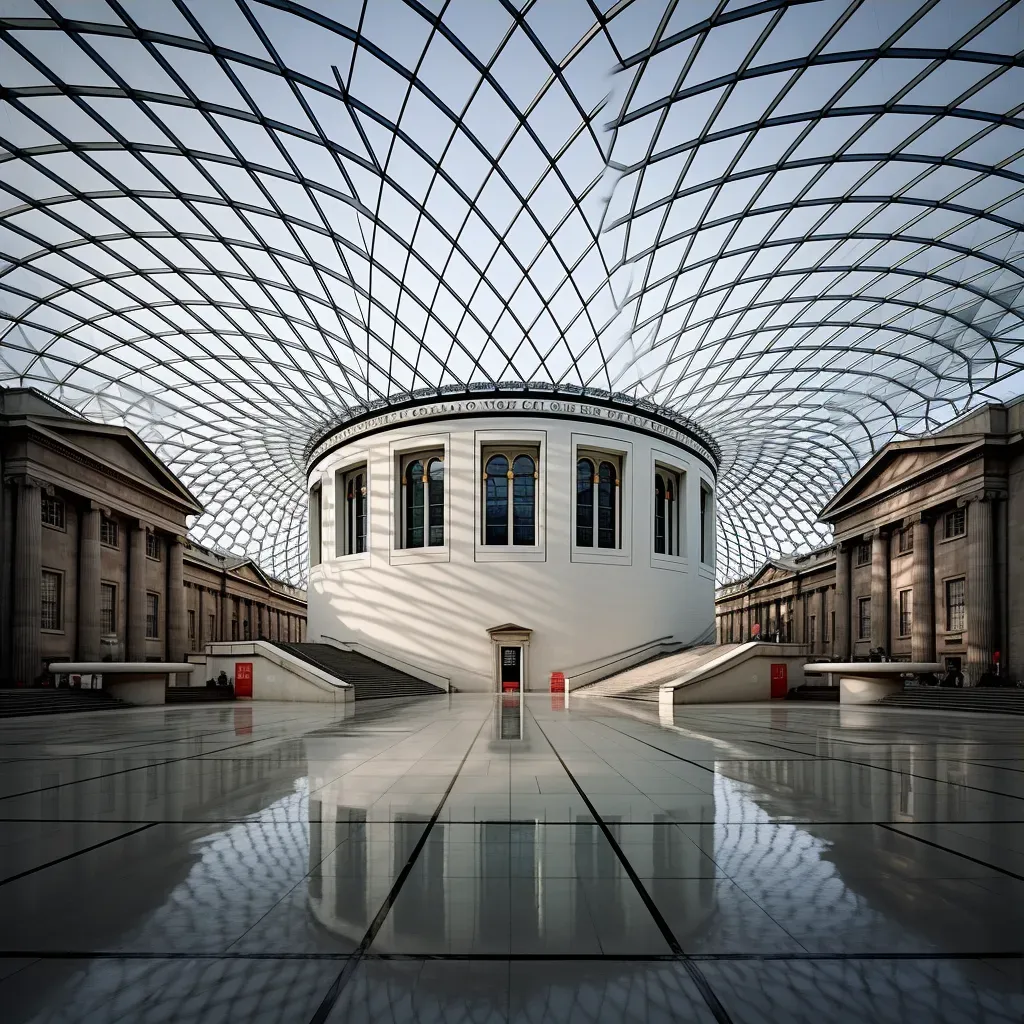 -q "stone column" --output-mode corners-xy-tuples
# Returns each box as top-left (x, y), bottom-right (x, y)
(911, 513), (935, 663)
(167, 537), (186, 663)
(127, 522), (147, 661)
(198, 587), (205, 650)
(78, 503), (102, 662)
(219, 576), (228, 639)
(818, 588), (828, 655)
(11, 478), (42, 685)
(964, 492), (997, 686)
(834, 543), (851, 660)
(870, 527), (891, 654)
